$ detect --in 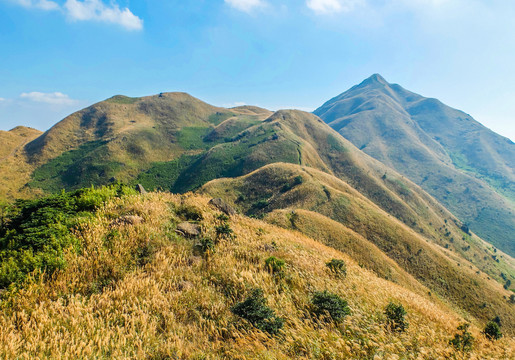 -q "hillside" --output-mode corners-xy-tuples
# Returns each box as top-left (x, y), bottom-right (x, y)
(1, 91), (514, 331)
(314, 74), (515, 256)
(0, 126), (43, 200)
(0, 188), (513, 358)
(202, 163), (515, 331)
